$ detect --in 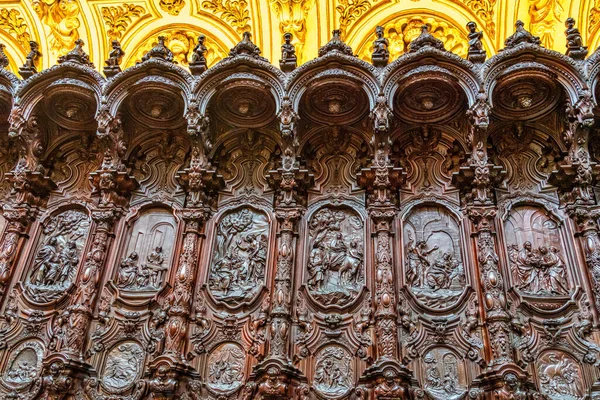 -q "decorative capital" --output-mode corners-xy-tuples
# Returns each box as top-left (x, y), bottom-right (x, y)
(89, 151), (138, 207)
(467, 206), (497, 232)
(278, 97), (297, 141)
(175, 146), (224, 209)
(371, 94), (392, 136)
(266, 166), (313, 208)
(318, 29), (354, 57)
